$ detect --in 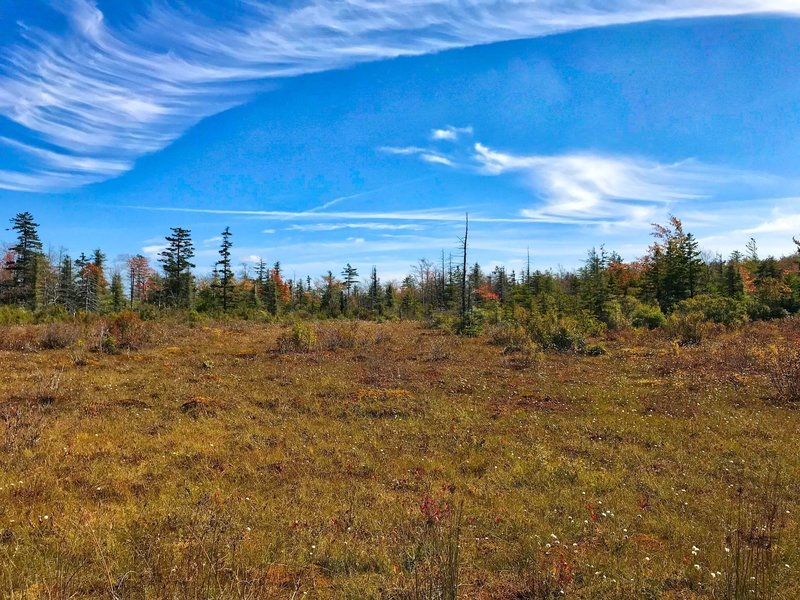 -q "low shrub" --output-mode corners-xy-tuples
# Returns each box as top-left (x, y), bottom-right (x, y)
(108, 310), (148, 350)
(0, 305), (33, 326)
(767, 345), (800, 404)
(675, 295), (748, 327)
(631, 303), (666, 329)
(525, 310), (605, 352)
(665, 310), (711, 346)
(485, 322), (528, 351)
(319, 321), (360, 351)
(0, 326), (40, 351)
(276, 321), (317, 353)
(427, 312), (457, 333)
(34, 304), (70, 324)
(456, 310), (485, 337)
(40, 323), (80, 349)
